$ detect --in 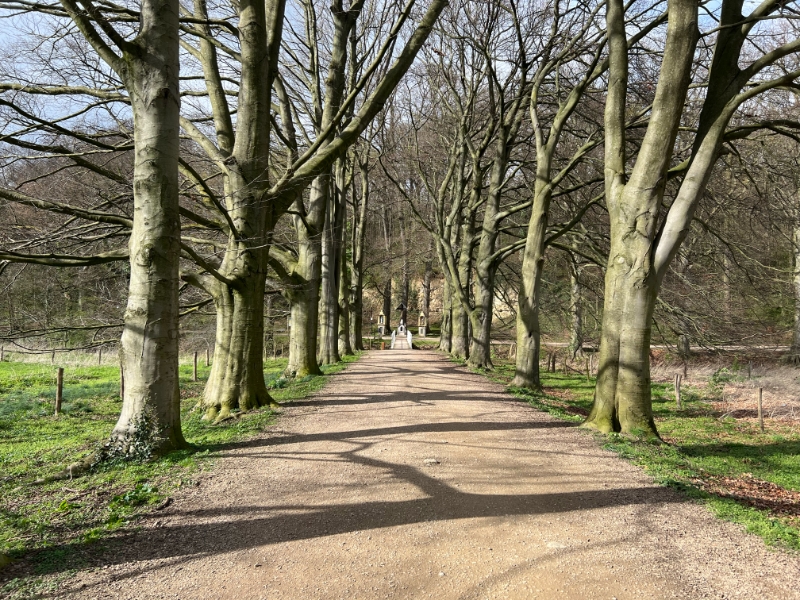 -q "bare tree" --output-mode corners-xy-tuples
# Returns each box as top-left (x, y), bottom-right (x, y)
(585, 0), (800, 436)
